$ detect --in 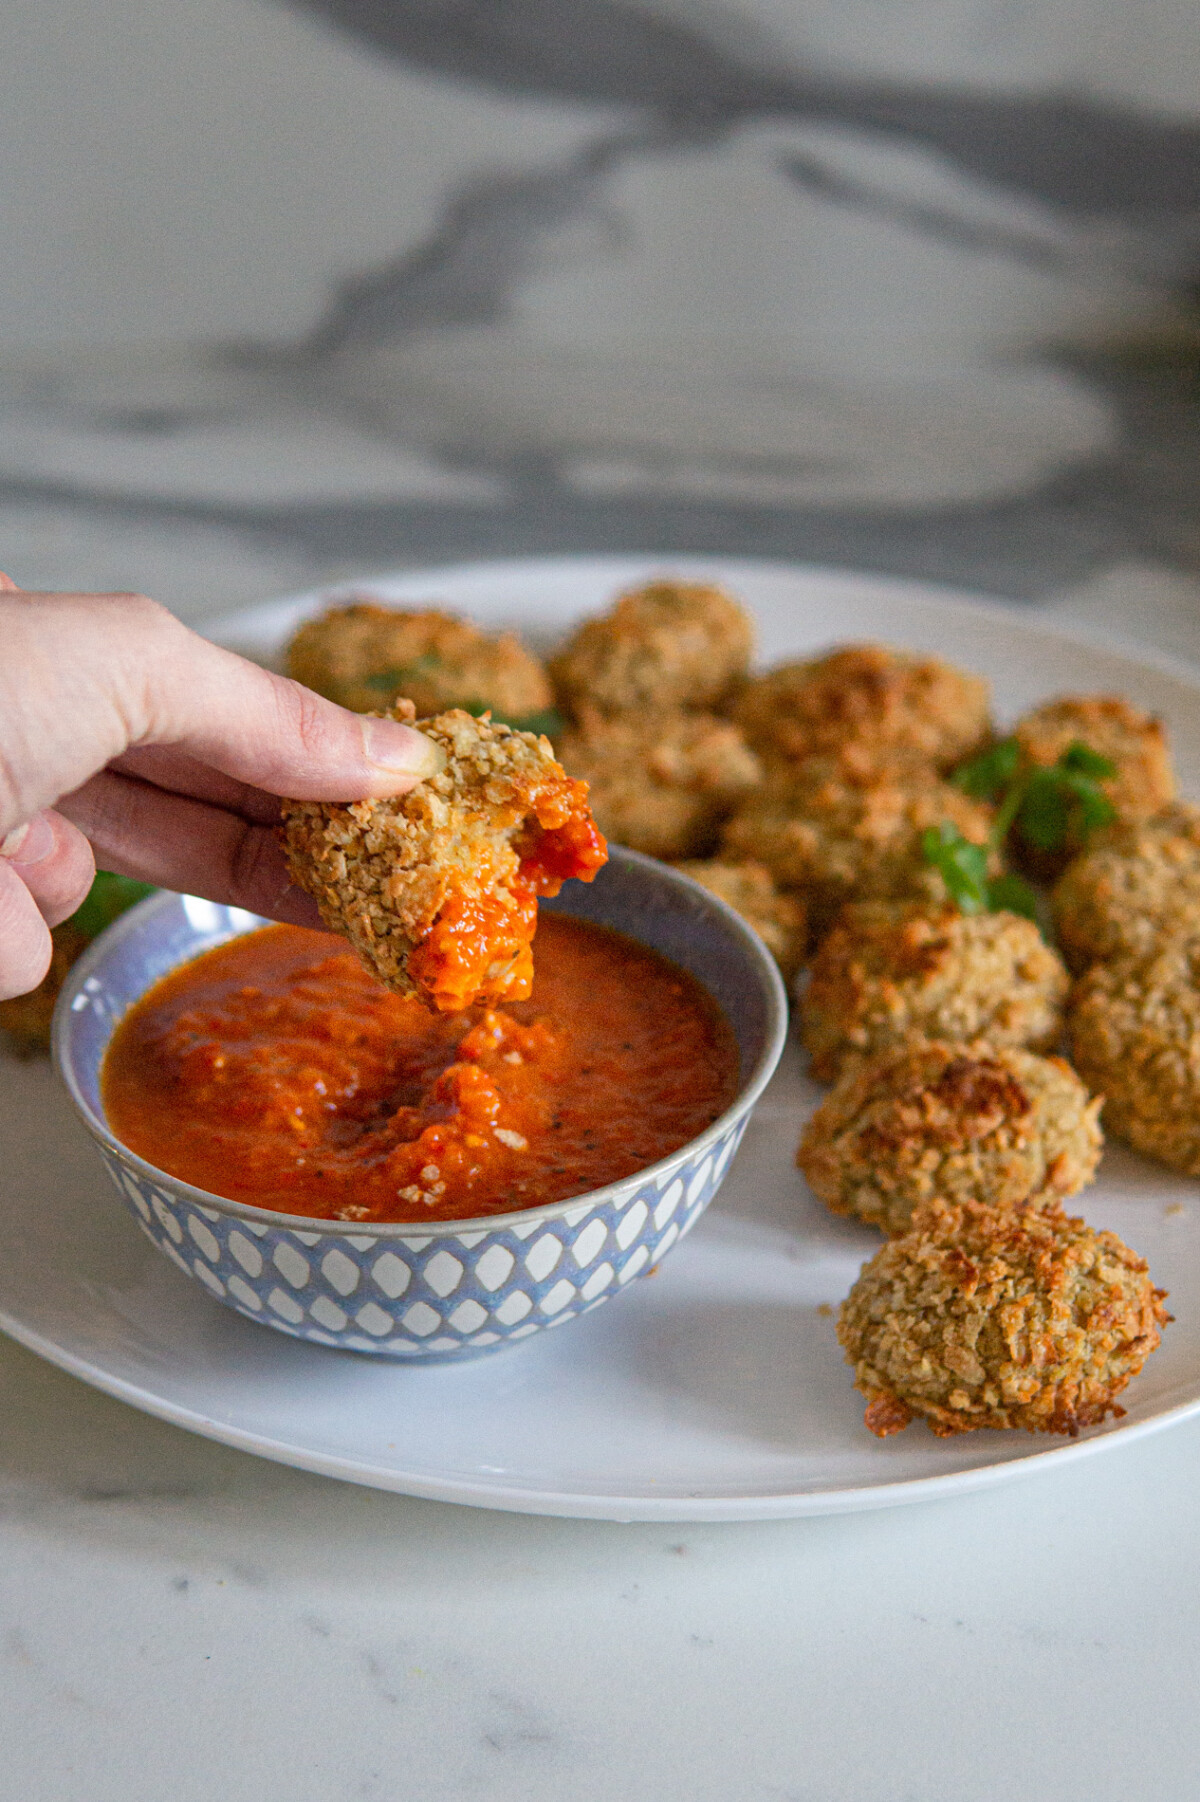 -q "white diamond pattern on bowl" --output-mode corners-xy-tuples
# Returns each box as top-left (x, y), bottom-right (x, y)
(422, 1250), (464, 1298)
(474, 1244), (515, 1292)
(192, 1260), (225, 1297)
(570, 1217), (607, 1268)
(272, 1242), (310, 1288)
(321, 1248), (359, 1297)
(402, 1301), (441, 1338)
(267, 1287), (305, 1324)
(540, 1278), (576, 1317)
(187, 1214), (220, 1262)
(309, 1295), (349, 1333)
(152, 1196), (183, 1243)
(227, 1231), (263, 1278)
(653, 1181), (684, 1232)
(226, 1273), (262, 1311)
(370, 1251), (411, 1299)
(494, 1290), (533, 1326)
(524, 1233), (562, 1283)
(618, 1245), (651, 1285)
(615, 1200), (649, 1251)
(448, 1299), (488, 1335)
(687, 1157), (714, 1208)
(354, 1302), (394, 1338)
(580, 1262), (615, 1302)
